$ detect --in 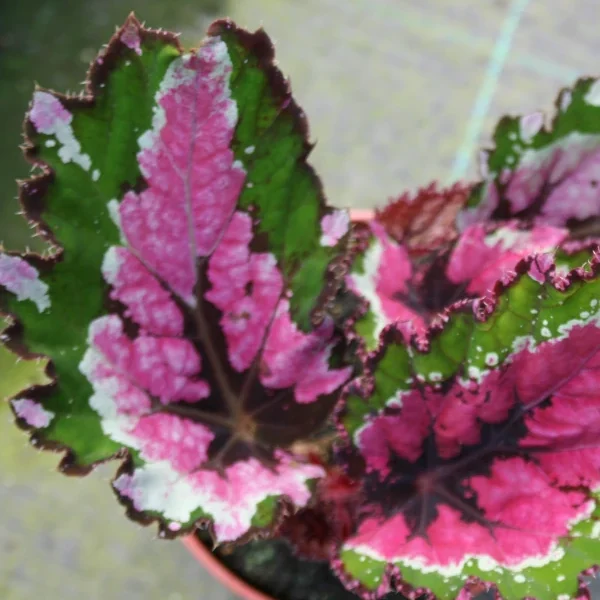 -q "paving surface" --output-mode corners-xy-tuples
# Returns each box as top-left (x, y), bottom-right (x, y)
(0, 1), (599, 599)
